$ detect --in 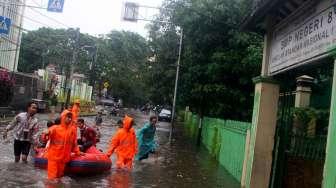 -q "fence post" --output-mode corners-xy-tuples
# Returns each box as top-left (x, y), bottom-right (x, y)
(322, 60), (336, 187)
(245, 76), (279, 188)
(184, 106), (189, 122)
(197, 117), (203, 146)
(241, 129), (251, 187)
